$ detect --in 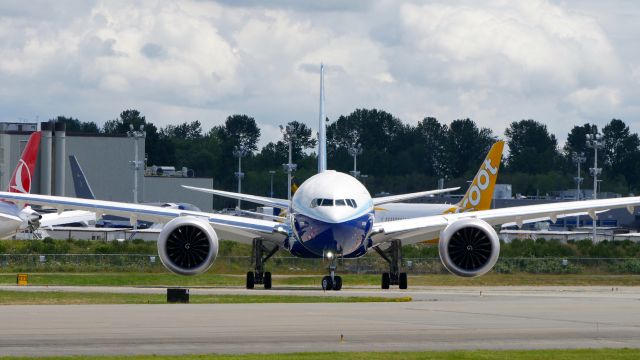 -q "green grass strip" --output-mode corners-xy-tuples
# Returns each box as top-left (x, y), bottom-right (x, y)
(0, 290), (411, 305)
(2, 273), (640, 287)
(1, 349), (640, 359)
